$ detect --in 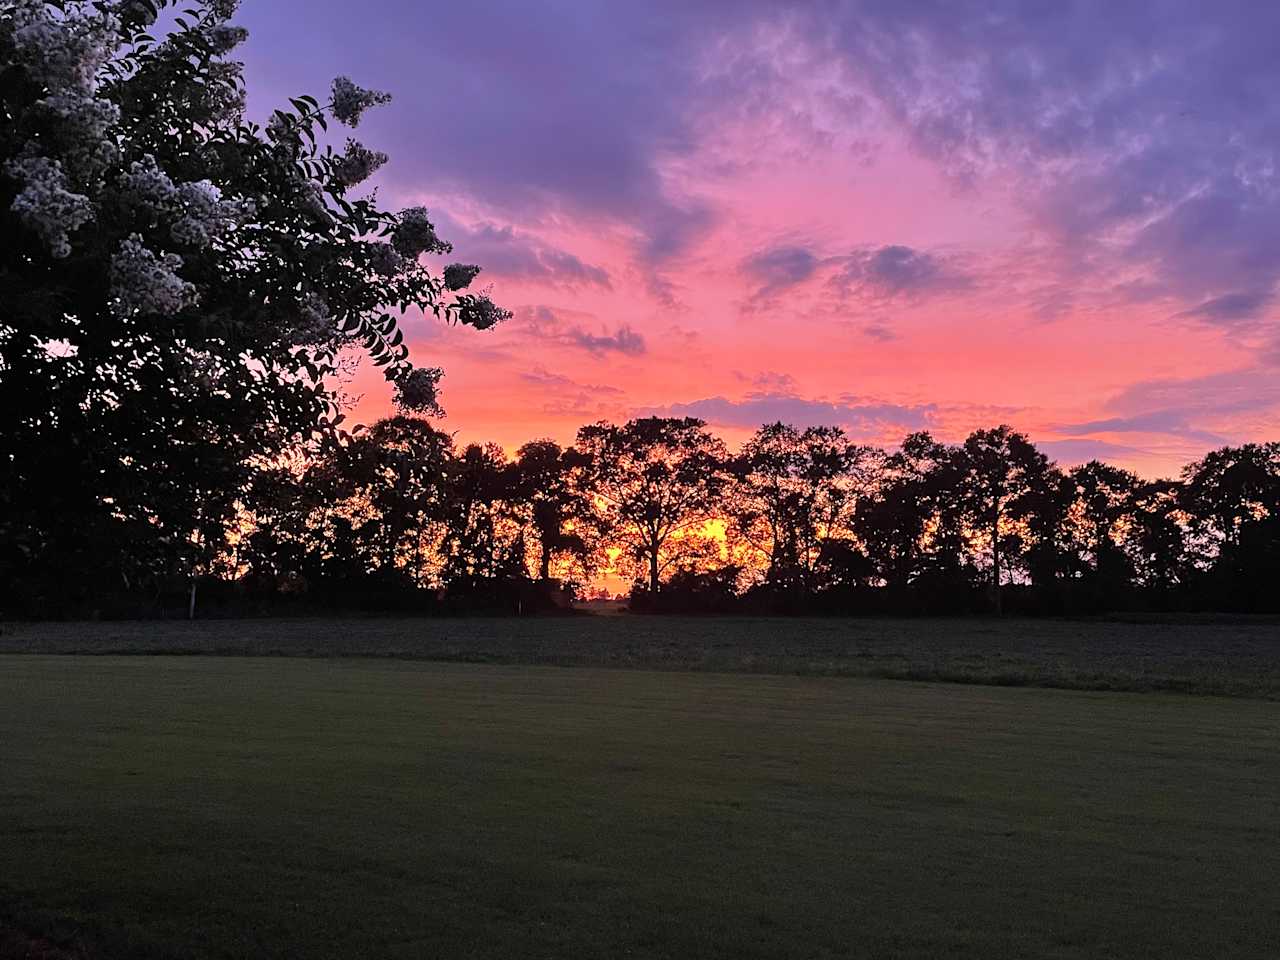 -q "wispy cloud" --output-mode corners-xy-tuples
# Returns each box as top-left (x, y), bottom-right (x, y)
(431, 213), (611, 290)
(740, 244), (819, 299)
(654, 392), (934, 438)
(567, 325), (647, 357)
(517, 306), (647, 357)
(834, 245), (973, 301)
